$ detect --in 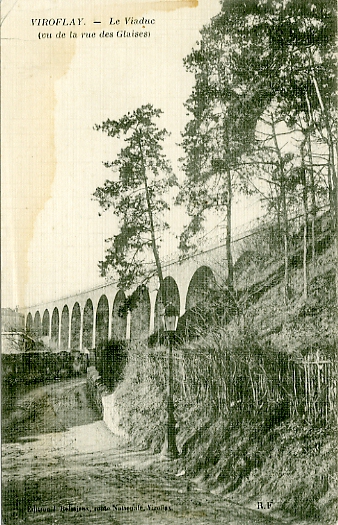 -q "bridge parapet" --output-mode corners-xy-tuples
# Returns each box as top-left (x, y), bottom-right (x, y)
(20, 208), (331, 352)
(18, 220), (273, 351)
